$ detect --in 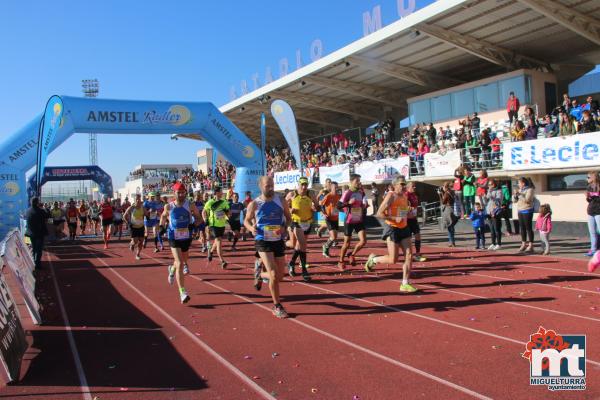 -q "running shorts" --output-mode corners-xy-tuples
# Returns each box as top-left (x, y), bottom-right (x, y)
(255, 240), (286, 258)
(382, 225), (412, 244)
(102, 218), (113, 227)
(407, 218), (420, 235)
(79, 216), (87, 223)
(68, 222), (77, 230)
(112, 219), (123, 226)
(229, 220), (242, 232)
(290, 221), (311, 235)
(131, 227), (145, 238)
(326, 219), (339, 231)
(169, 239), (192, 252)
(344, 222), (365, 237)
(210, 226), (225, 238)
(145, 219), (158, 228)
